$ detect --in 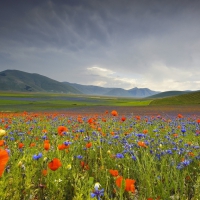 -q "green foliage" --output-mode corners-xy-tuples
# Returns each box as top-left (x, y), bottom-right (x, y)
(150, 91), (200, 105)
